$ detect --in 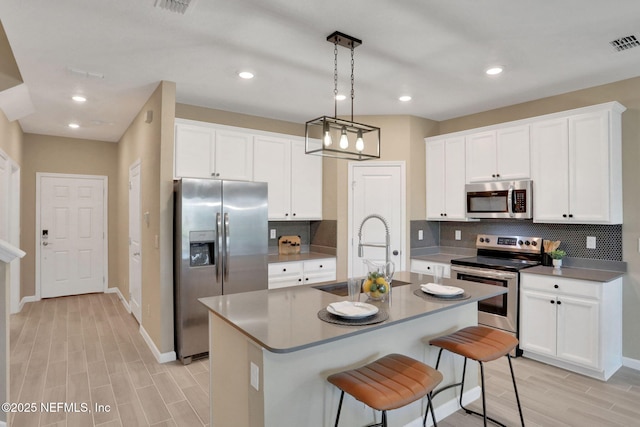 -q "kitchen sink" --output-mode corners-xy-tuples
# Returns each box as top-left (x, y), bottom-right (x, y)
(312, 280), (412, 296)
